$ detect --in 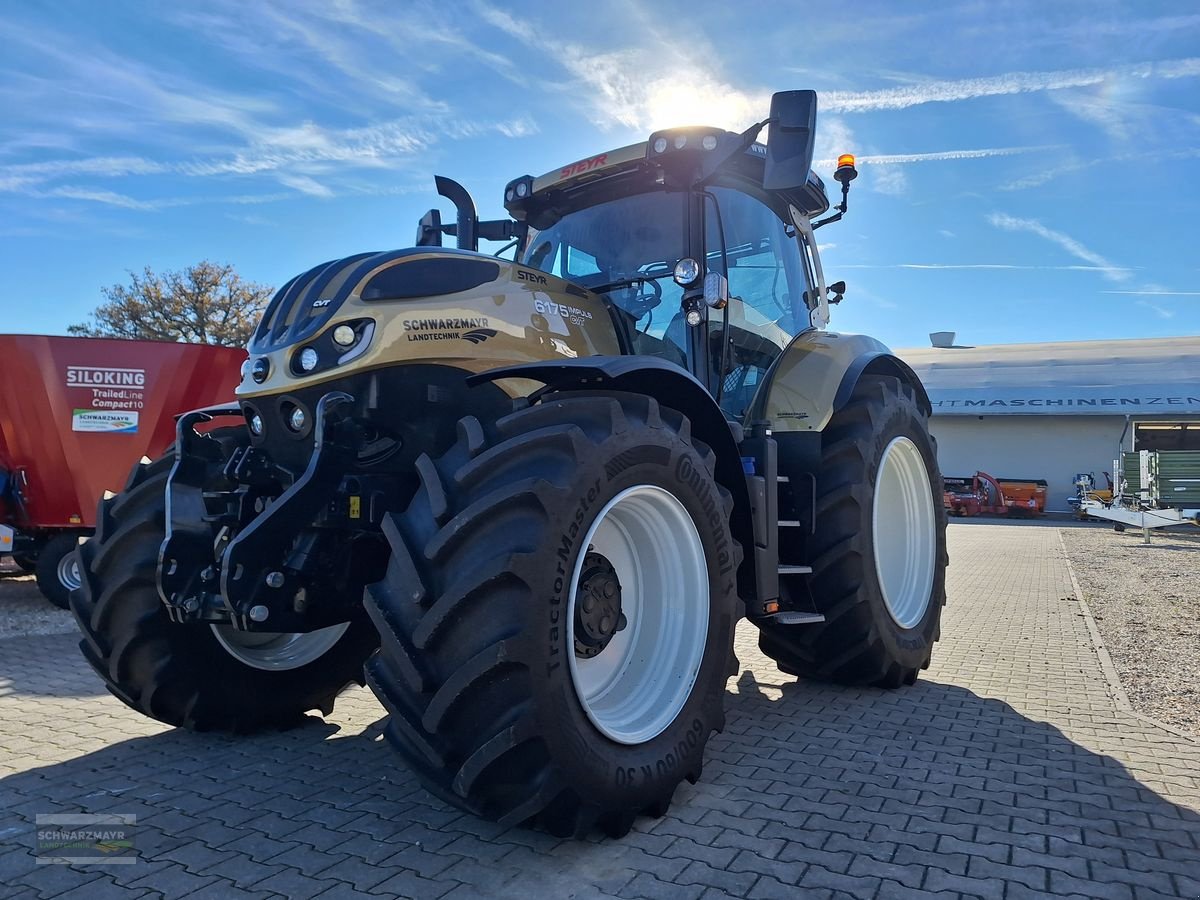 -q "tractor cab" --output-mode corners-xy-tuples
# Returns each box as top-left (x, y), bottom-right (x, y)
(423, 90), (857, 420)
